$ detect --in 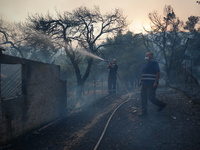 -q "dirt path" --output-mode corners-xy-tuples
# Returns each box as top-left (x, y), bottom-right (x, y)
(66, 88), (200, 150)
(3, 88), (200, 150)
(63, 94), (131, 150)
(89, 88), (200, 150)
